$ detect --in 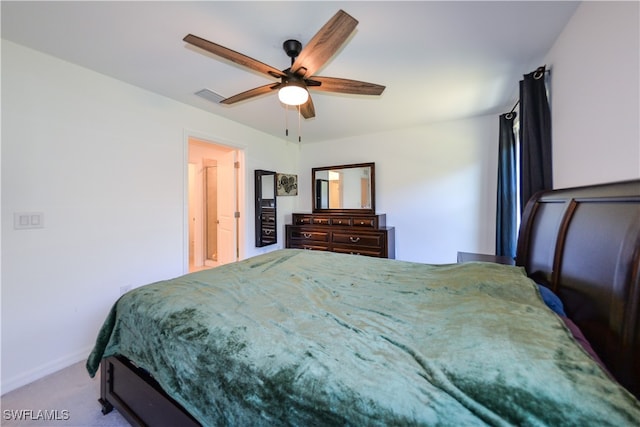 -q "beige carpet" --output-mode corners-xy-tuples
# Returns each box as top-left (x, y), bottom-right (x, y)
(1, 361), (129, 427)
